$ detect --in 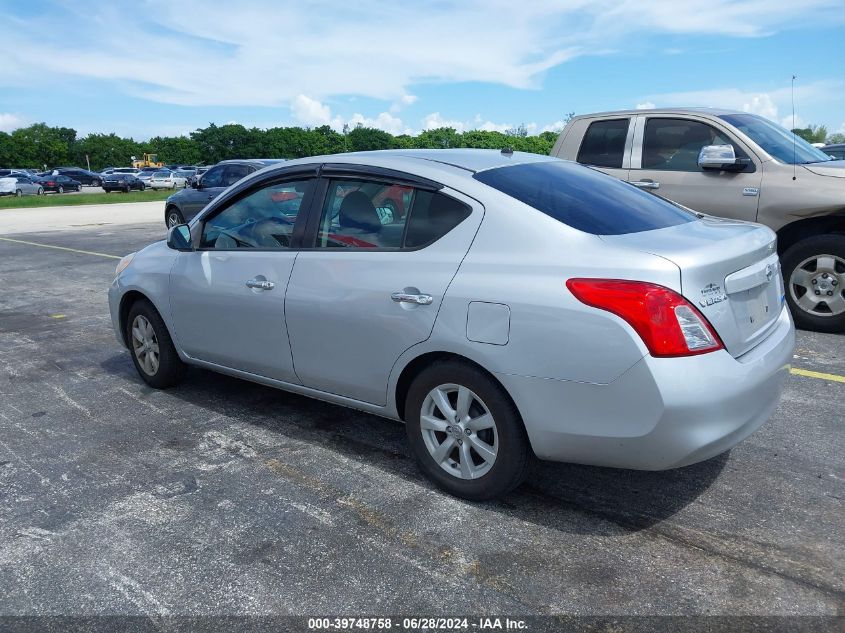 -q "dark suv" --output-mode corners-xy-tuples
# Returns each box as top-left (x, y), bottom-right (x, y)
(164, 159), (284, 227)
(50, 167), (103, 187)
